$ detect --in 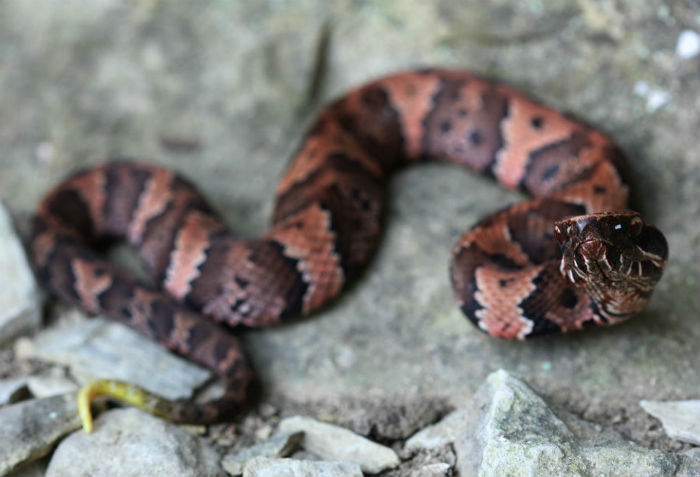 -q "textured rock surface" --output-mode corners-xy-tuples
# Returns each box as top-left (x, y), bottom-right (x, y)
(641, 399), (700, 445)
(222, 431), (303, 476)
(0, 393), (81, 476)
(0, 0), (697, 452)
(242, 457), (362, 477)
(0, 202), (41, 346)
(451, 370), (688, 477)
(45, 408), (224, 477)
(18, 316), (211, 400)
(279, 415), (400, 473)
